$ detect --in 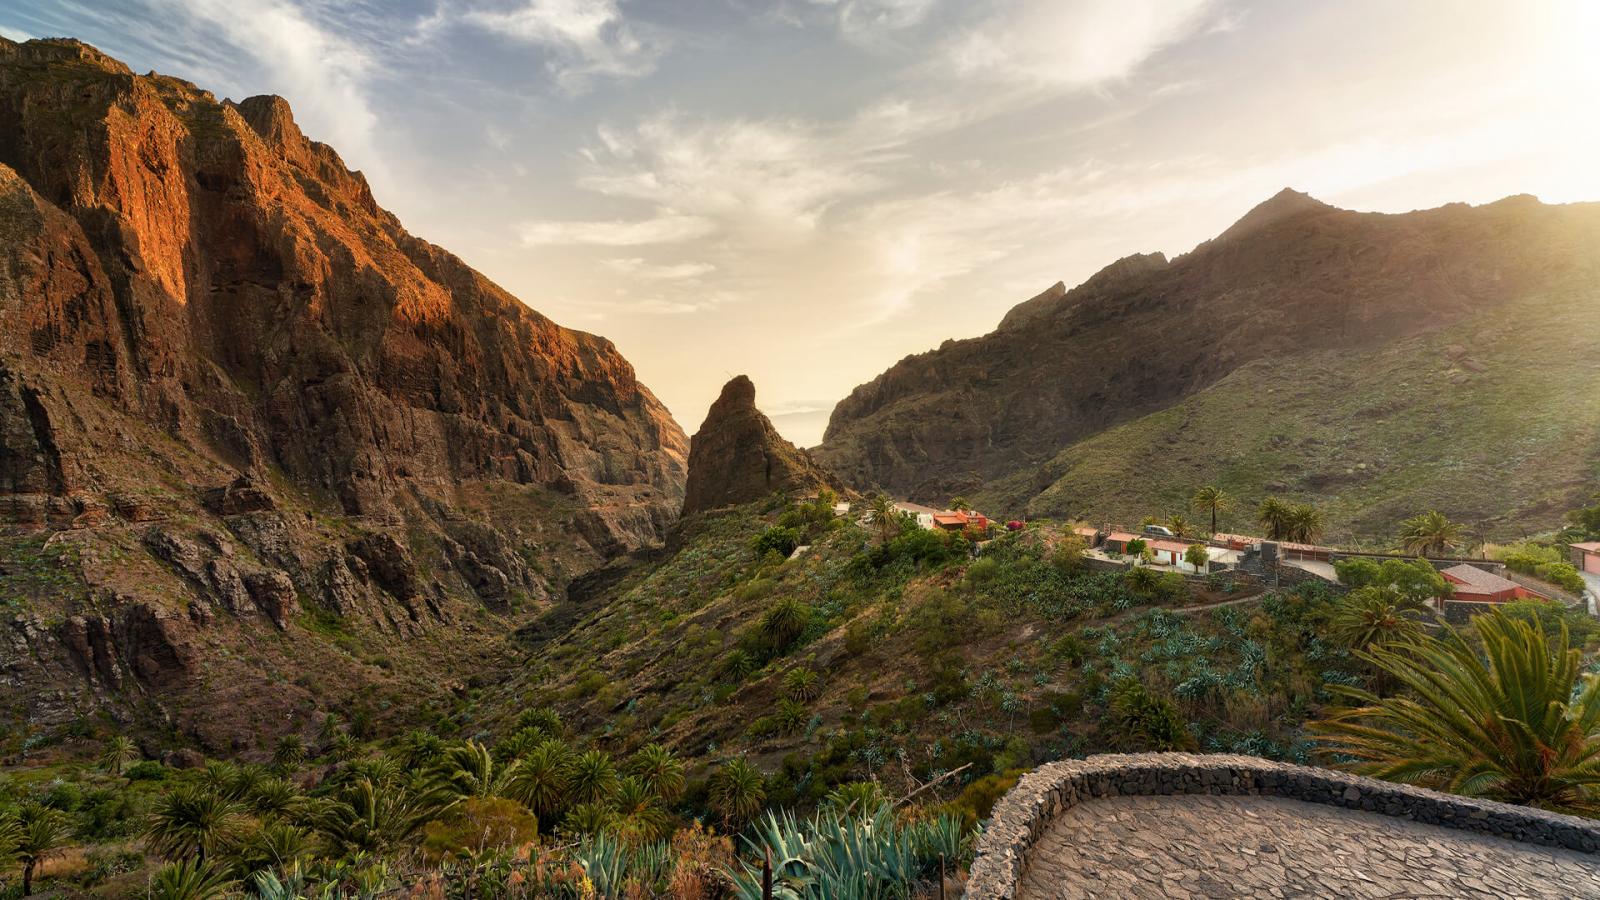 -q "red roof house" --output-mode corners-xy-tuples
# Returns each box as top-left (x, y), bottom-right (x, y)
(1573, 541), (1600, 575)
(1439, 564), (1544, 605)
